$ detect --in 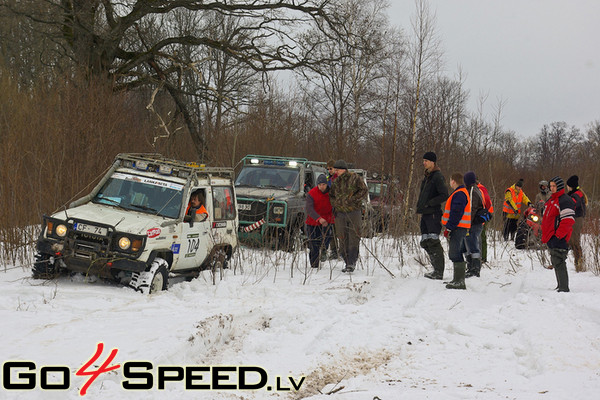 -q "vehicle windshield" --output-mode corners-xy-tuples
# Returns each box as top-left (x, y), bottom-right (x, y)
(368, 182), (388, 200)
(235, 166), (300, 191)
(92, 172), (184, 219)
